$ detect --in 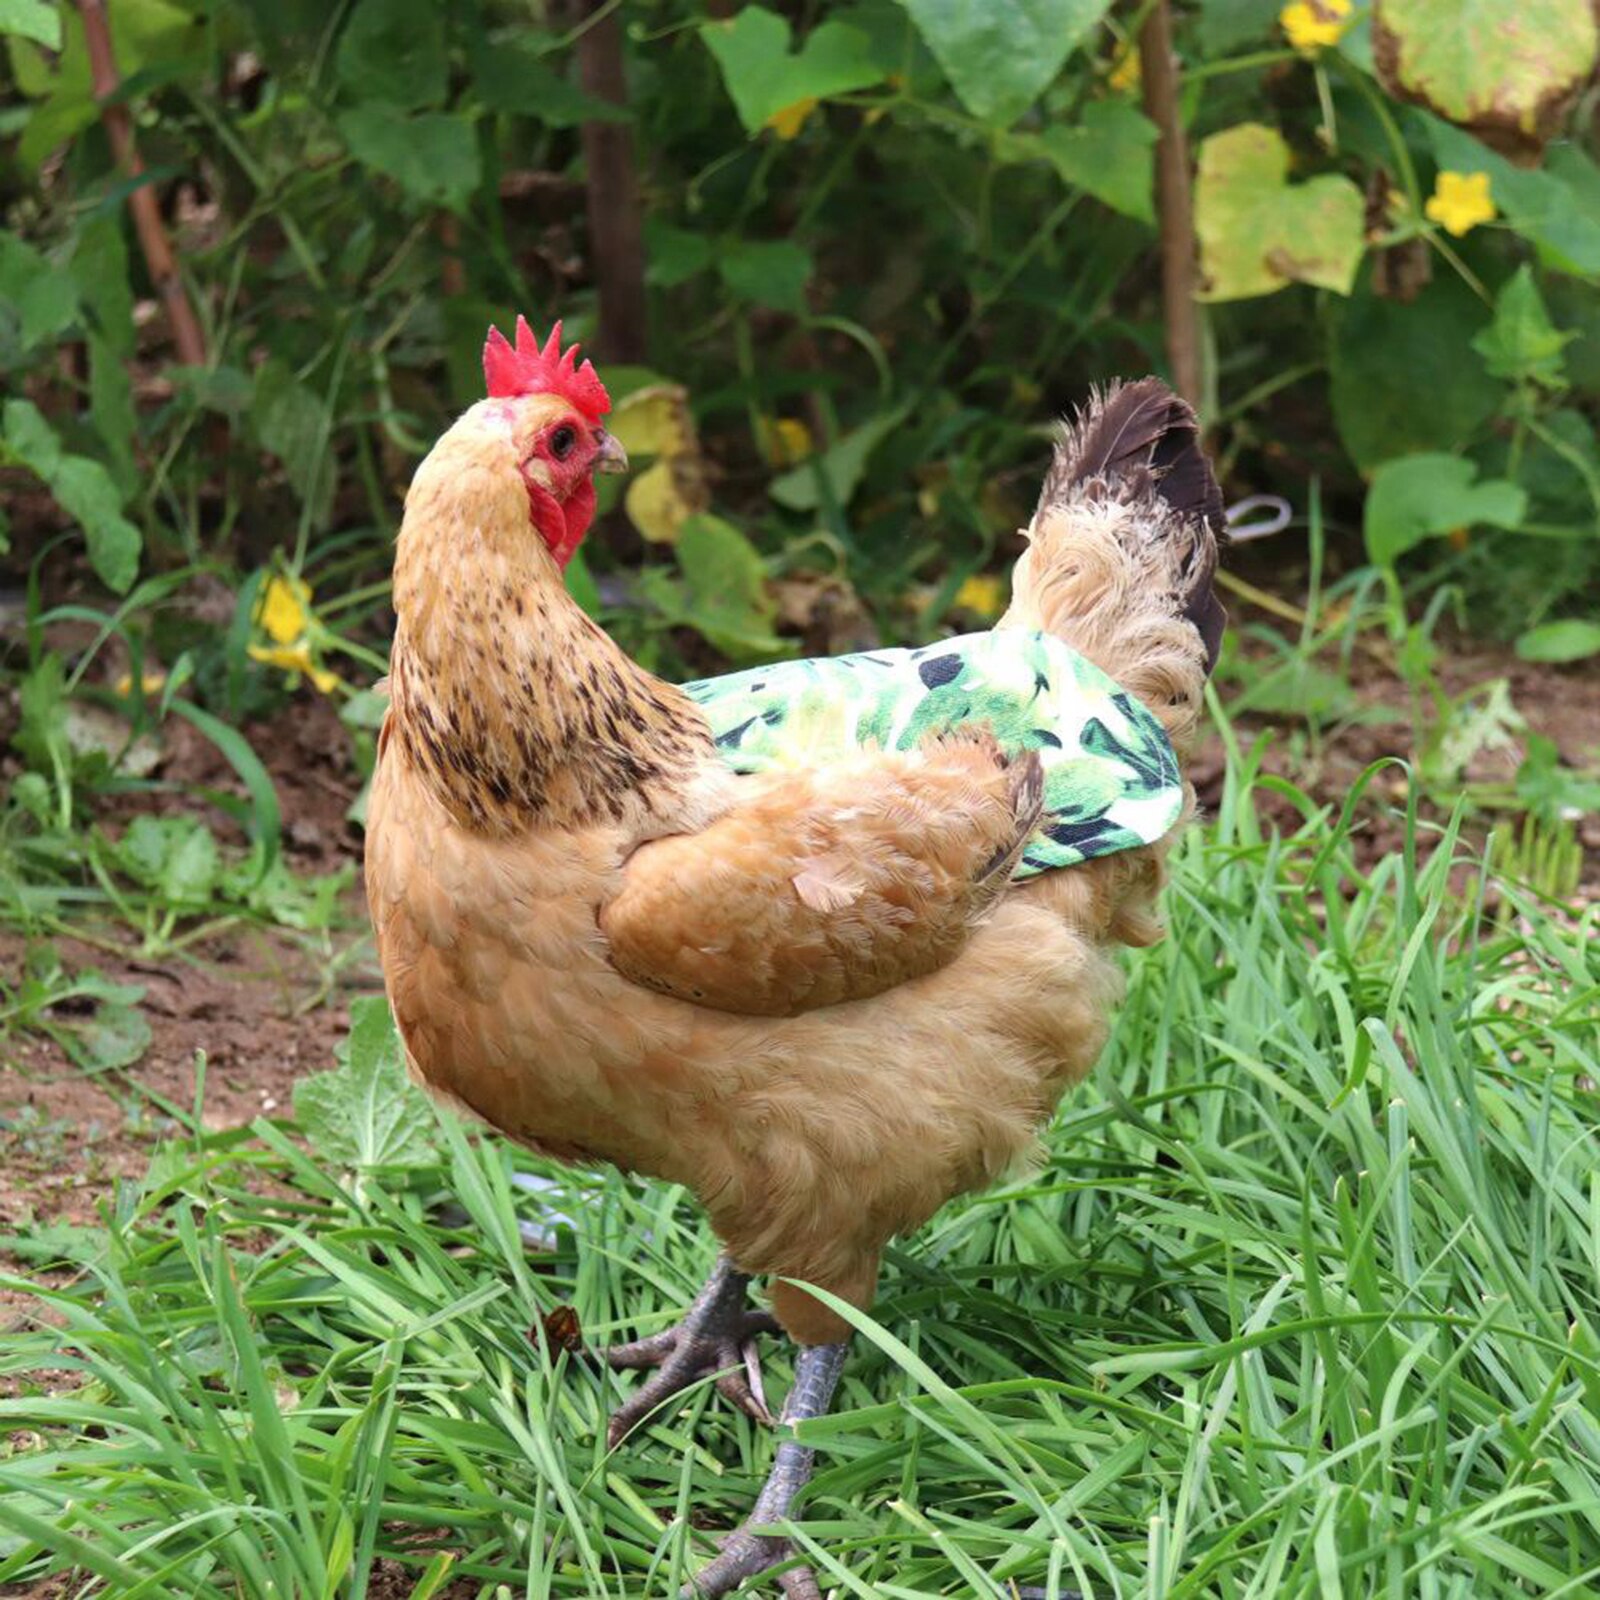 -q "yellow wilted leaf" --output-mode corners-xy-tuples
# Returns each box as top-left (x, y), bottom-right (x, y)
(626, 460), (695, 545)
(612, 381), (709, 545)
(608, 384), (693, 458)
